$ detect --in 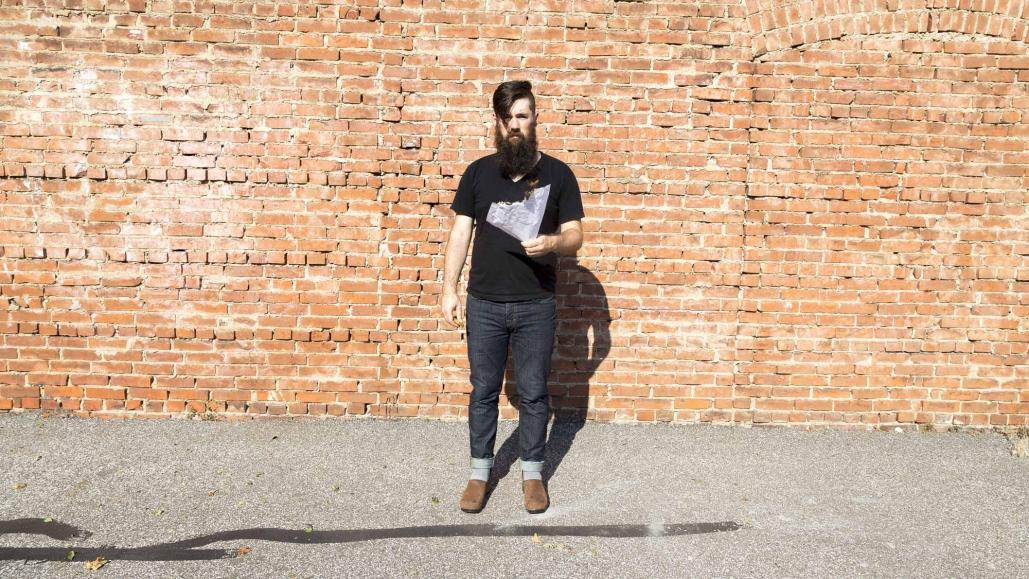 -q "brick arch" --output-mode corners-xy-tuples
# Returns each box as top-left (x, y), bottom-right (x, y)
(745, 0), (1029, 58)
(740, 33), (1029, 426)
